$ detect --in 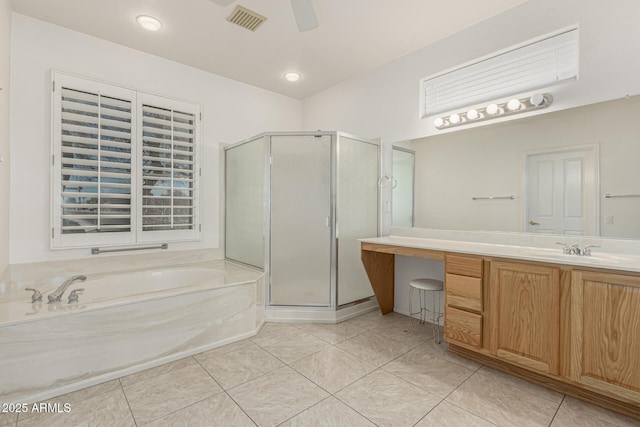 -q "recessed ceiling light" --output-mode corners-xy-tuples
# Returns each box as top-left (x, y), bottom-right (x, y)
(136, 15), (162, 31)
(284, 72), (301, 82)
